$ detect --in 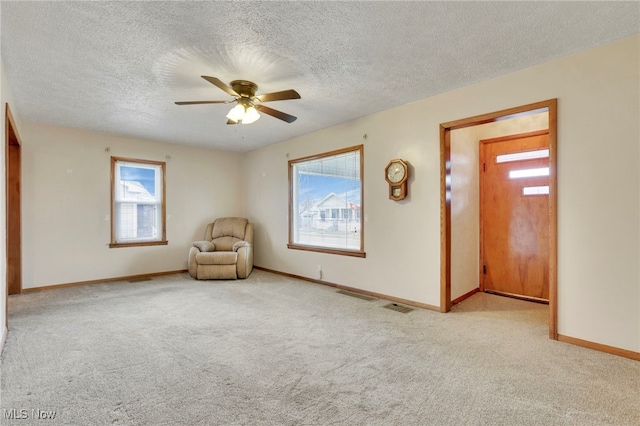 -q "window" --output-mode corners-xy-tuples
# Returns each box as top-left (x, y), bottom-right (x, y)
(288, 145), (365, 258)
(110, 157), (167, 248)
